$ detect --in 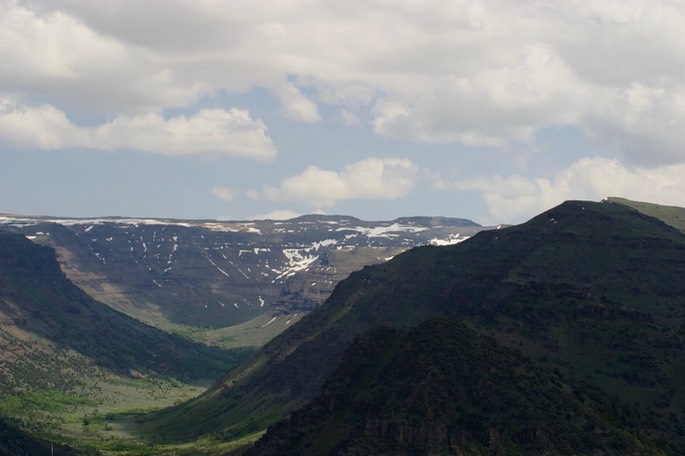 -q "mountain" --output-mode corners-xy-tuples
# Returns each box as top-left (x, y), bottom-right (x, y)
(0, 229), (256, 436)
(142, 199), (685, 452)
(0, 416), (85, 456)
(247, 318), (658, 455)
(0, 231), (248, 379)
(0, 214), (483, 330)
(607, 196), (685, 232)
